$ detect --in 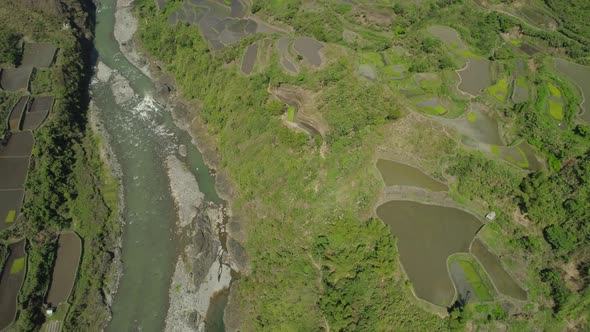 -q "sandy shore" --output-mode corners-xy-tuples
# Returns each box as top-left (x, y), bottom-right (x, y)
(166, 155), (204, 230)
(114, 0), (151, 78)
